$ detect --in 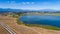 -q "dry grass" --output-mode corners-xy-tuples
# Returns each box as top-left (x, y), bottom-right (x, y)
(31, 27), (60, 34)
(0, 15), (60, 34)
(0, 15), (38, 34)
(0, 25), (10, 34)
